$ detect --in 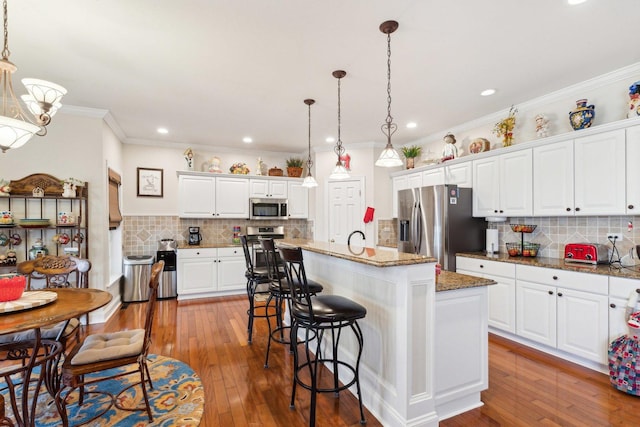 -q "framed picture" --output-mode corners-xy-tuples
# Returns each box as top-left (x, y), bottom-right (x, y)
(137, 167), (163, 197)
